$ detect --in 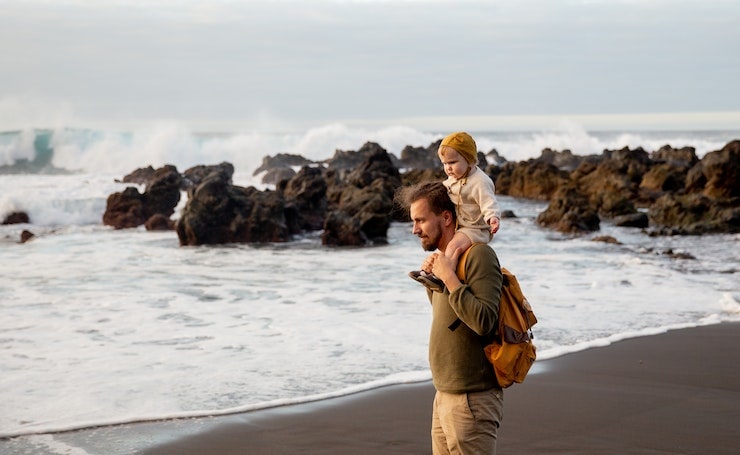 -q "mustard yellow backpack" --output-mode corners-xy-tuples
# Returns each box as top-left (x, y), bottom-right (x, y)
(456, 244), (538, 388)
